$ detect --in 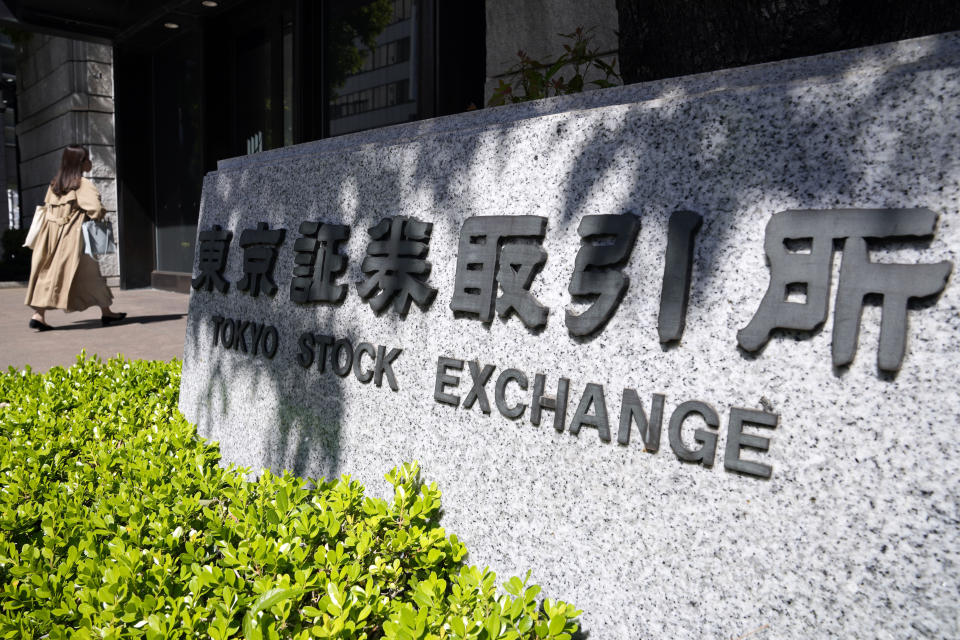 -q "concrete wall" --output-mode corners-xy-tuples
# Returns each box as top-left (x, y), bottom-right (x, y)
(484, 0), (619, 104)
(15, 34), (118, 284)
